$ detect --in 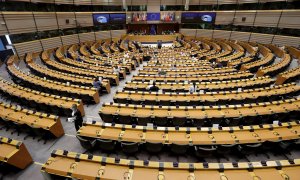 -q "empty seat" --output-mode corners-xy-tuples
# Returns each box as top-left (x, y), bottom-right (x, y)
(121, 142), (139, 159)
(96, 139), (116, 153)
(145, 142), (163, 160)
(76, 135), (96, 152)
(170, 143), (189, 155)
